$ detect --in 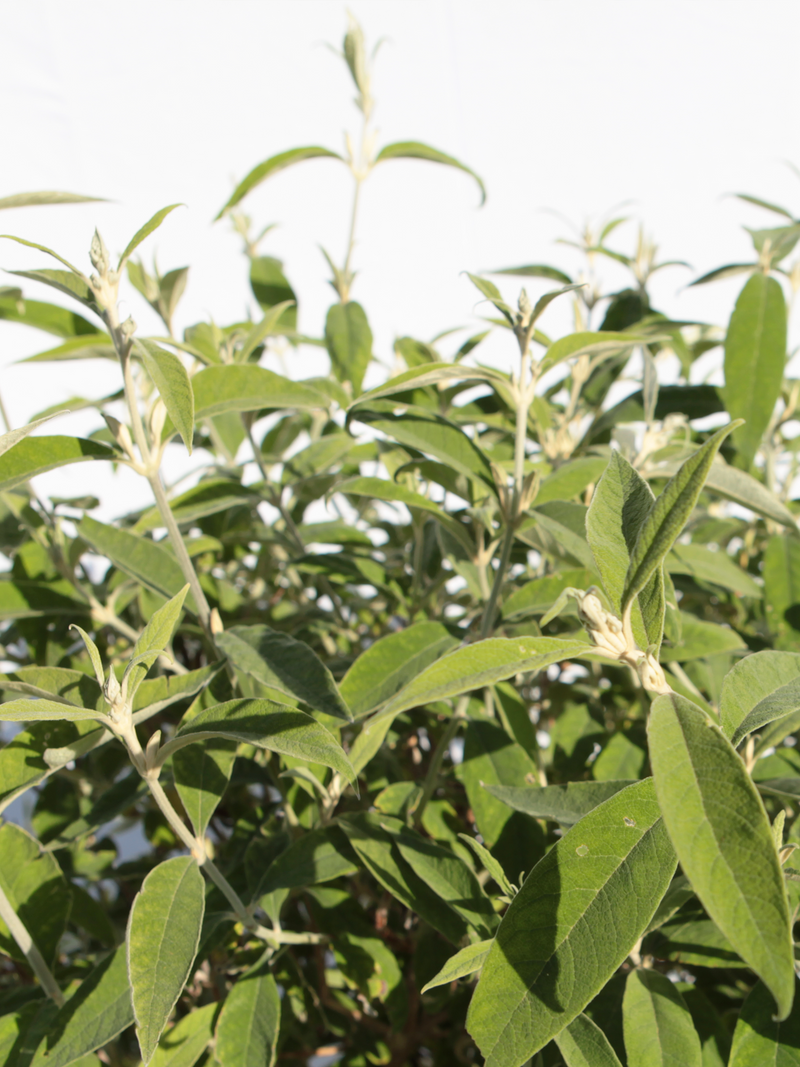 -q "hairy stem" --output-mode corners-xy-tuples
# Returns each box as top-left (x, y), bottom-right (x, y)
(147, 472), (212, 632)
(0, 883), (64, 1006)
